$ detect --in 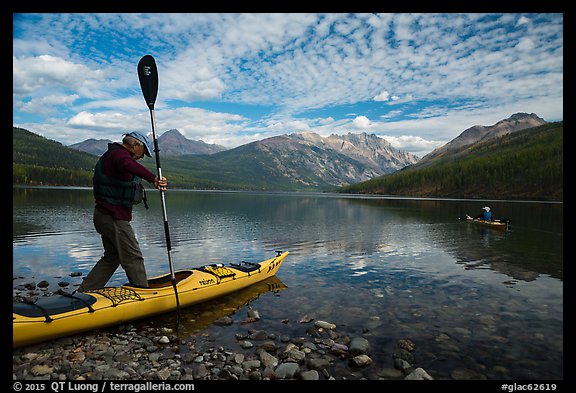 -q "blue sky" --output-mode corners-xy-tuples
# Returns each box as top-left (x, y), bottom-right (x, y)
(13, 13), (563, 157)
